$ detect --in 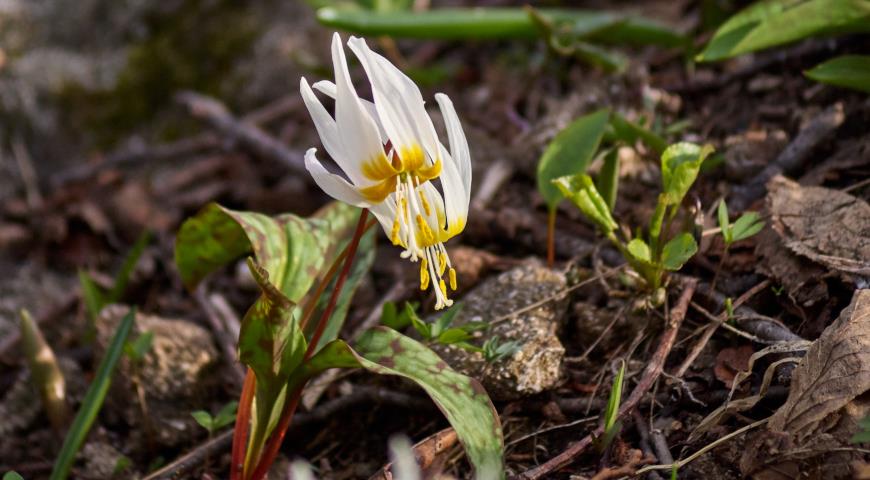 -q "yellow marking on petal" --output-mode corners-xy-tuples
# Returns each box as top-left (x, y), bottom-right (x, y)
(390, 217), (401, 245)
(449, 268), (457, 290)
(437, 252), (447, 276)
(420, 260), (430, 291)
(416, 157), (442, 181)
(399, 145), (425, 172)
(361, 152), (398, 181)
(418, 189), (432, 216)
(359, 176), (397, 203)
